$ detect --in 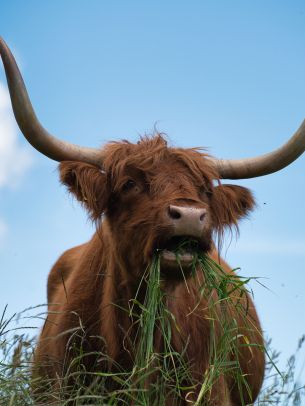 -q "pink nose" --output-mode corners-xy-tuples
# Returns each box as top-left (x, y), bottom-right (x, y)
(167, 205), (207, 237)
